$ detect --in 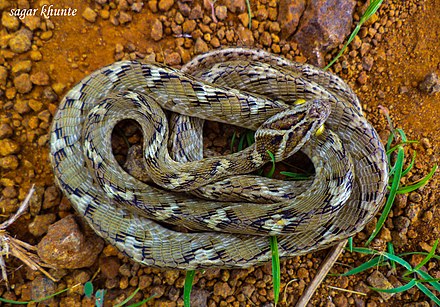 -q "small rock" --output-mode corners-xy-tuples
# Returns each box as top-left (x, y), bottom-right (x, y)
(119, 11), (132, 24)
(2, 11), (20, 30)
(190, 288), (209, 306)
(0, 66), (7, 86)
(38, 215), (104, 269)
(12, 60), (32, 75)
(139, 275), (153, 289)
(189, 4), (203, 19)
(158, 0), (174, 12)
(165, 51), (181, 66)
(151, 18), (163, 41)
(14, 73), (33, 93)
(333, 294), (348, 307)
(163, 270), (180, 285)
(0, 155), (19, 170)
(182, 19), (197, 33)
(237, 27), (254, 45)
(29, 50), (43, 61)
(0, 123), (13, 139)
(213, 281), (232, 298)
(293, 0), (356, 66)
(278, 0), (306, 39)
(260, 31), (272, 47)
(224, 0), (246, 13)
(131, 2), (143, 12)
(367, 271), (394, 301)
(43, 185), (60, 209)
(40, 30), (53, 40)
(194, 37), (209, 54)
(31, 275), (56, 303)
(255, 6), (268, 21)
(9, 32), (32, 53)
(0, 138), (20, 156)
(82, 7), (97, 22)
(28, 213), (57, 237)
(241, 284), (255, 297)
(22, 15), (41, 31)
(362, 55), (374, 71)
(297, 267), (309, 279)
(419, 72), (440, 94)
(14, 98), (30, 114)
(357, 71), (369, 85)
(100, 256), (121, 279)
(30, 71), (50, 85)
(52, 82), (66, 95)
(215, 6), (228, 21)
